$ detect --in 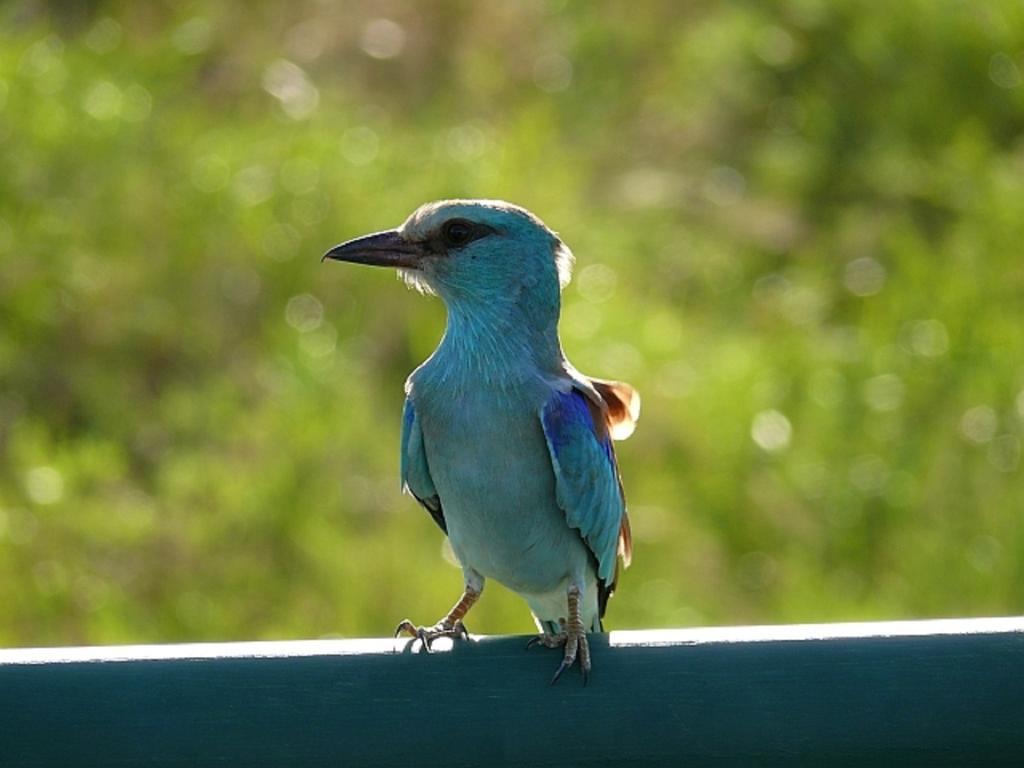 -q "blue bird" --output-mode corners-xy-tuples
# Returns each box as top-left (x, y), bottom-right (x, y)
(323, 200), (639, 683)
